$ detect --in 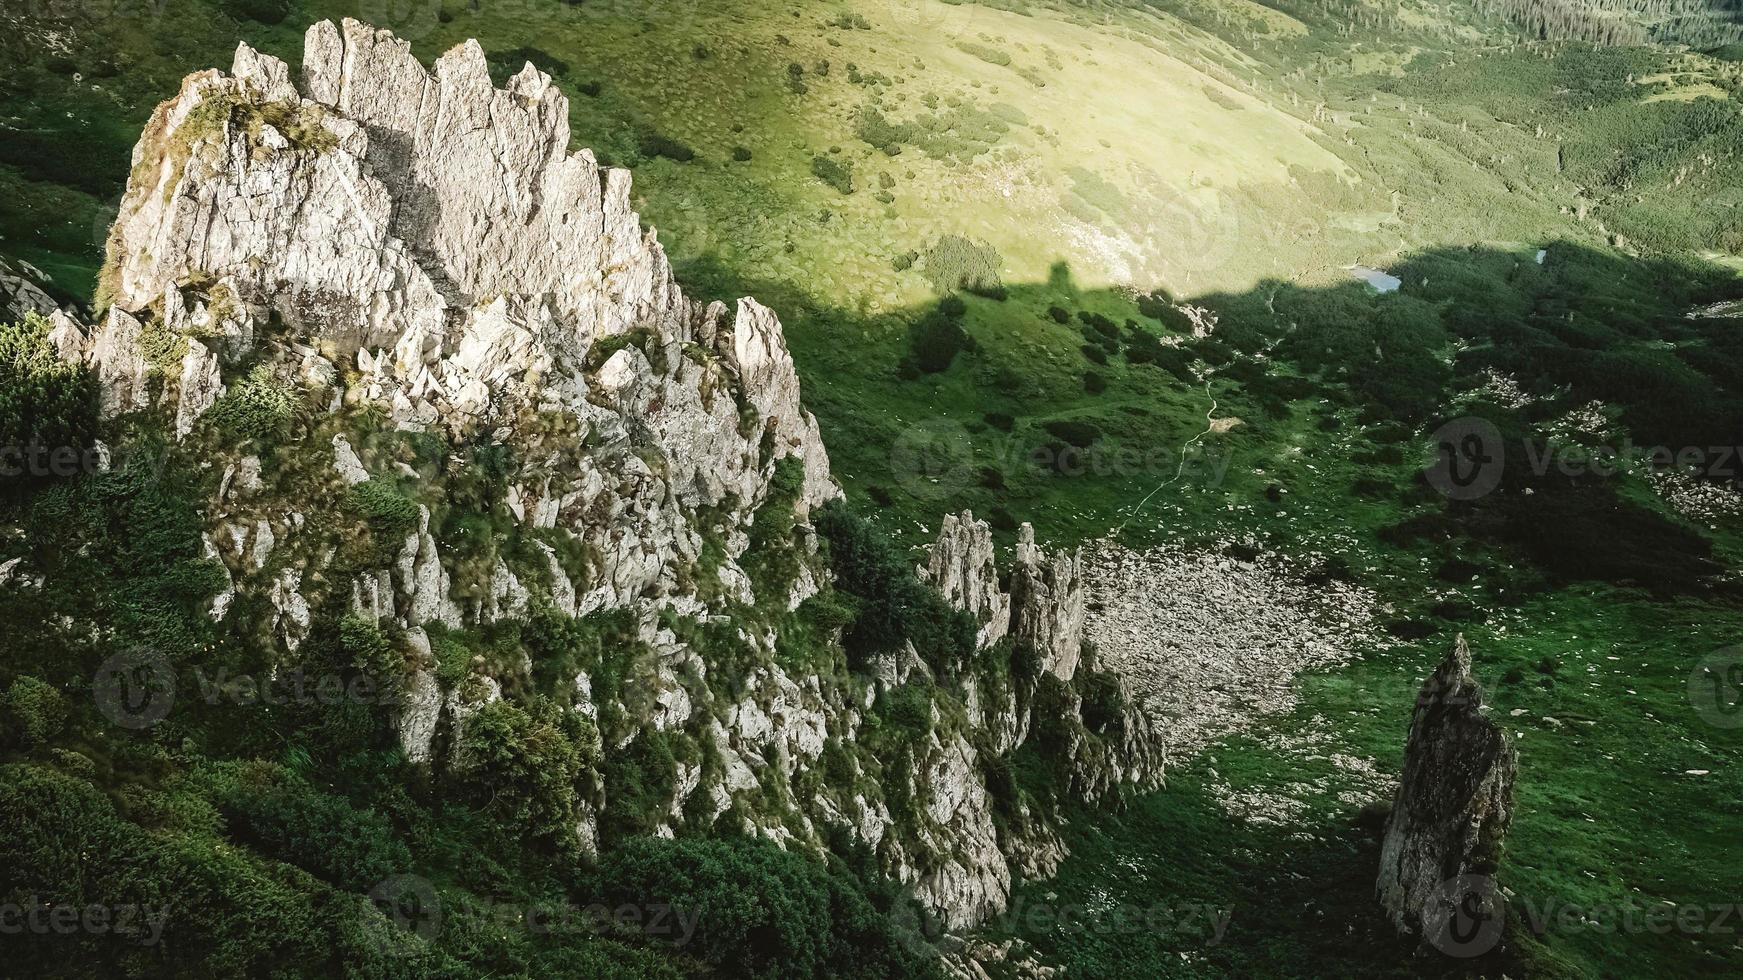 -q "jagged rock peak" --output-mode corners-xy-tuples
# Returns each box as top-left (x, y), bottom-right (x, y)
(109, 18), (686, 345)
(924, 517), (1086, 681)
(89, 18), (832, 504)
(925, 511), (1013, 650)
(1010, 523), (1086, 682)
(1376, 634), (1517, 943)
